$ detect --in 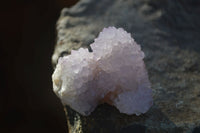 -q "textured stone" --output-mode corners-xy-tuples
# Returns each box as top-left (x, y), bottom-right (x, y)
(52, 0), (200, 132)
(52, 27), (153, 116)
